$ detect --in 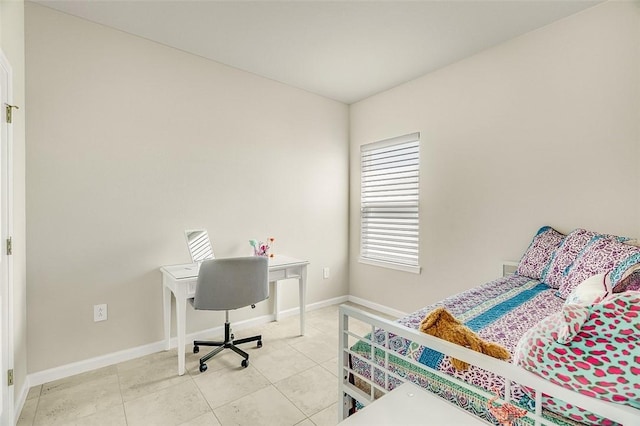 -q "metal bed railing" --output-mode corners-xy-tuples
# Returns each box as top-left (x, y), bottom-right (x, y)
(338, 304), (638, 425)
